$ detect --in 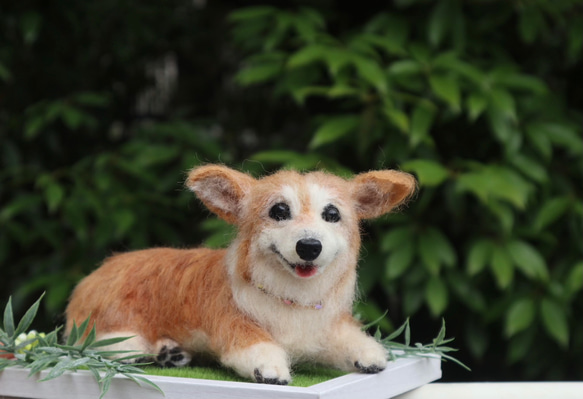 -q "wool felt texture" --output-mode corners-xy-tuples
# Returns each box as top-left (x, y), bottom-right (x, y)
(65, 165), (416, 385)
